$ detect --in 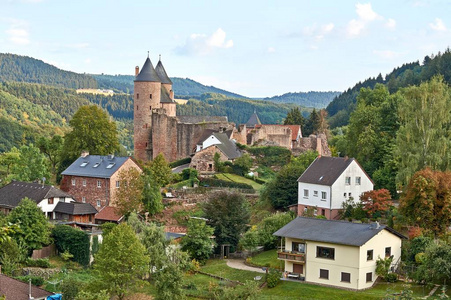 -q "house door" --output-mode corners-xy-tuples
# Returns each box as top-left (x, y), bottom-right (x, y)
(293, 264), (303, 274)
